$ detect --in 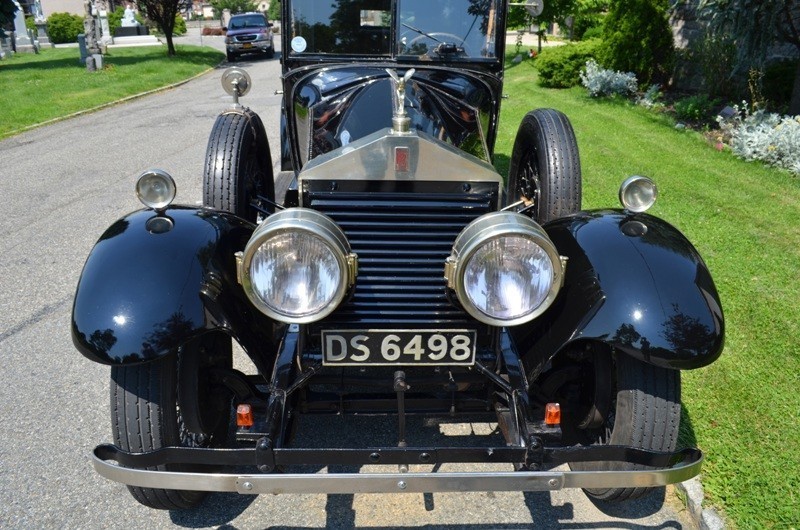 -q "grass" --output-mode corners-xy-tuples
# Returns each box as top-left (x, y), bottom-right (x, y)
(0, 45), (224, 138)
(497, 58), (800, 528)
